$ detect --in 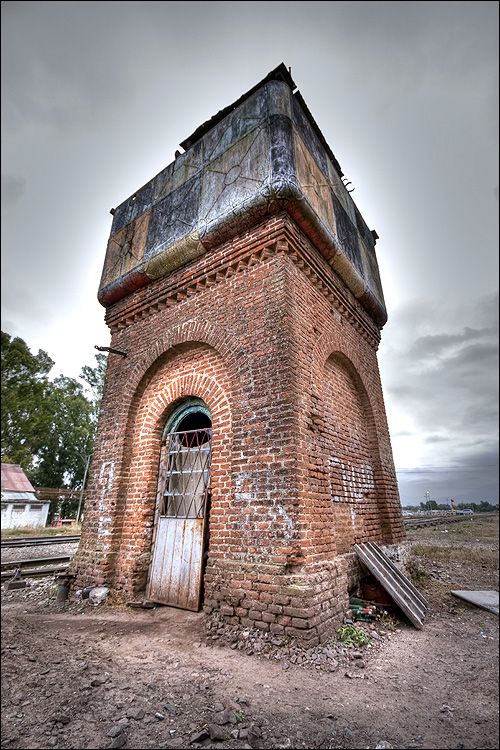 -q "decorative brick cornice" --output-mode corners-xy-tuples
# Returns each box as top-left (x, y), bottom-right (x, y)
(105, 215), (381, 348)
(279, 218), (381, 348)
